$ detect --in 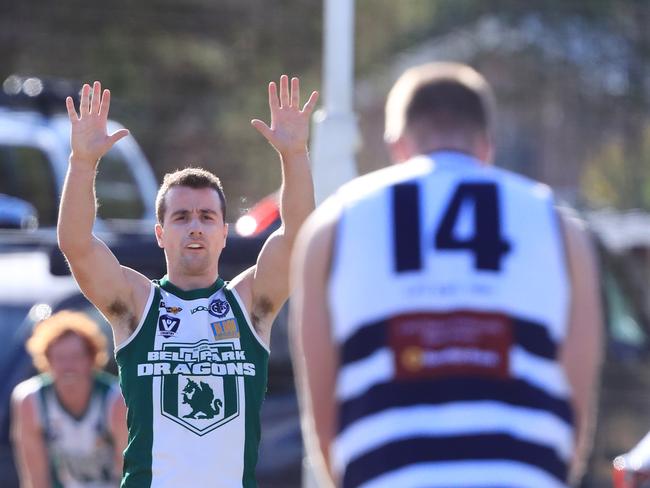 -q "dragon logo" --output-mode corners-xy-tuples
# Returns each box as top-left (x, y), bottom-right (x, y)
(182, 378), (223, 419)
(159, 342), (241, 436)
